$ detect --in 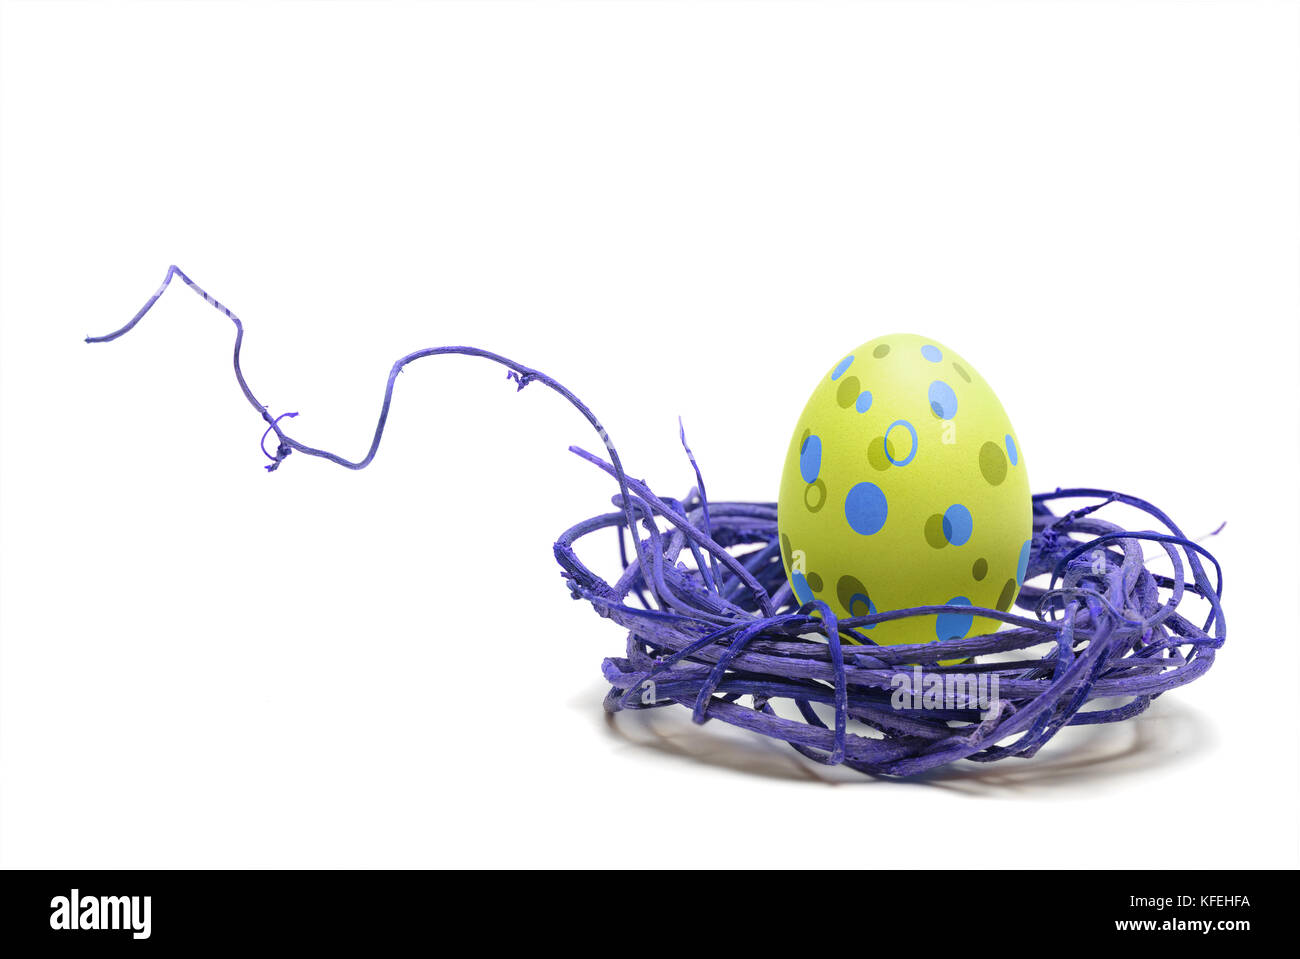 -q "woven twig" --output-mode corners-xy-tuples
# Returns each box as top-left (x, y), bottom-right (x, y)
(89, 266), (1227, 777)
